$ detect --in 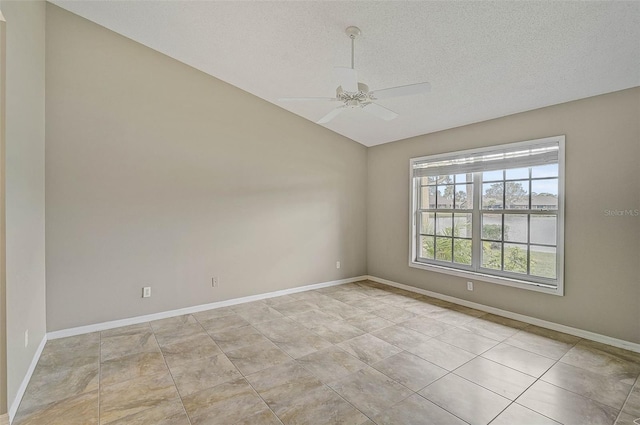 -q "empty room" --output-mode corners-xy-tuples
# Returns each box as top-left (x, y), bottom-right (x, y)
(1, 1), (639, 424)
